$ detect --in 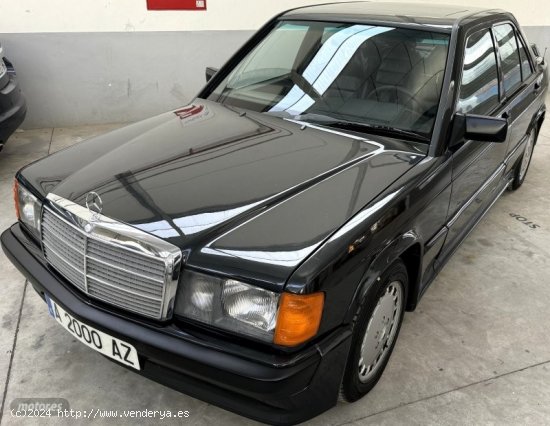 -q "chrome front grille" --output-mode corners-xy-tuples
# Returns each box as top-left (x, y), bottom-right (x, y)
(41, 194), (182, 320)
